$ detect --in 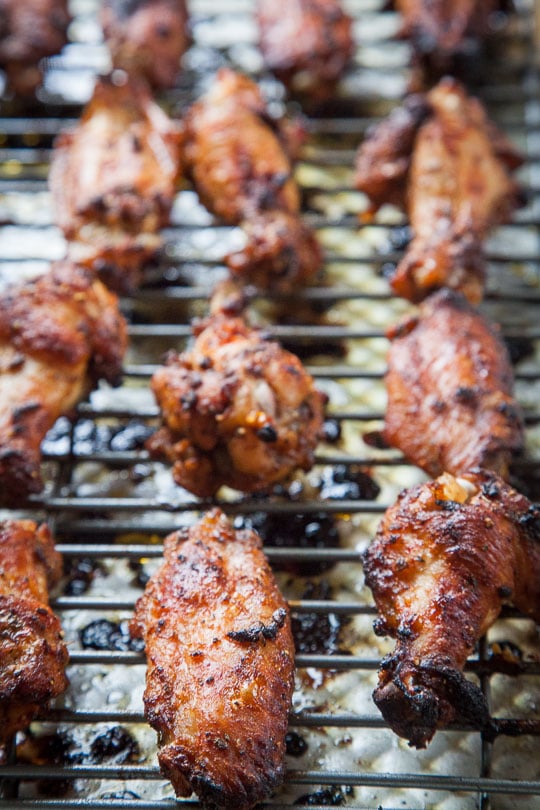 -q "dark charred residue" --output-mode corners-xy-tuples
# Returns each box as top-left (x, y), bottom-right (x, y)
(488, 640), (525, 676)
(79, 619), (145, 653)
(435, 498), (461, 512)
(322, 418), (341, 443)
(63, 558), (103, 596)
(89, 726), (139, 764)
(285, 730), (308, 757)
(43, 417), (153, 457)
(129, 559), (150, 587)
(503, 335), (535, 366)
(294, 786), (354, 805)
(256, 424), (278, 443)
(318, 464), (380, 501)
(291, 581), (349, 656)
(227, 608), (287, 643)
(481, 480), (501, 499)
